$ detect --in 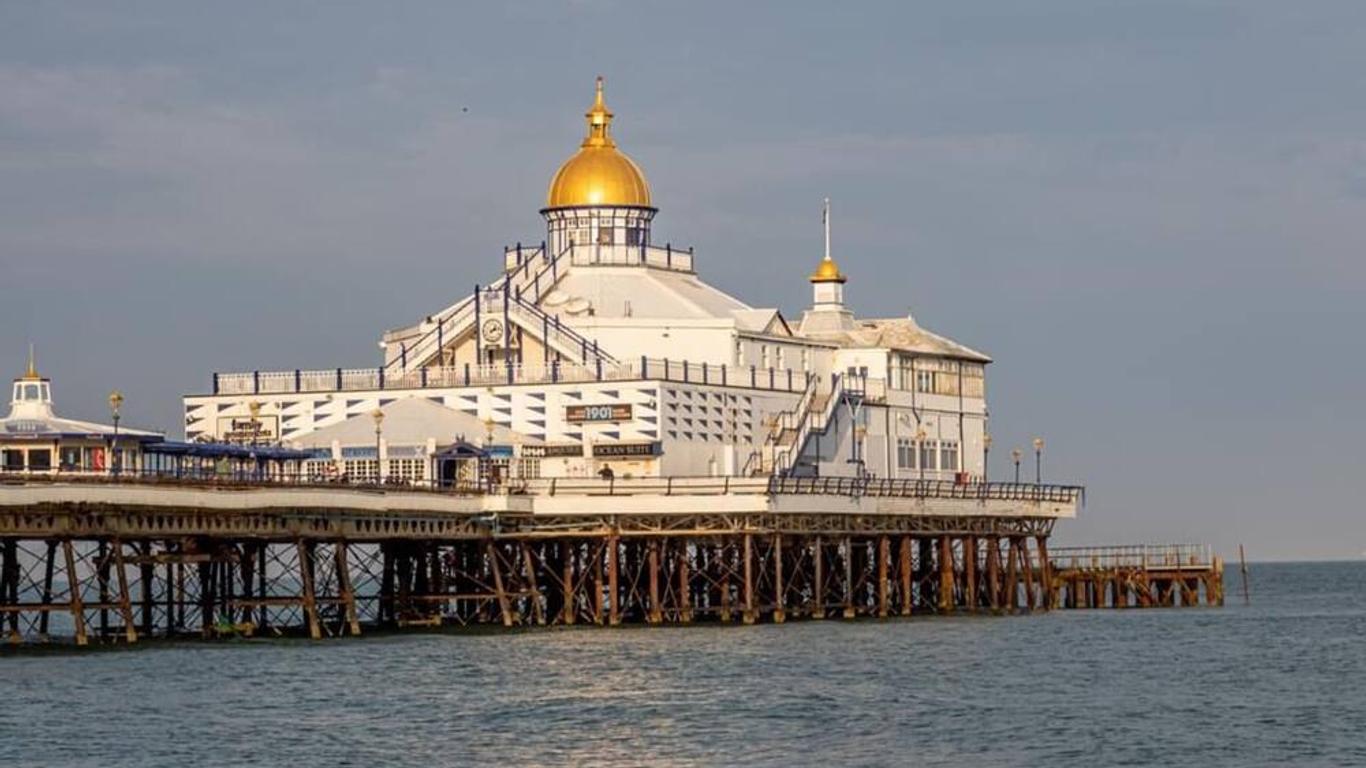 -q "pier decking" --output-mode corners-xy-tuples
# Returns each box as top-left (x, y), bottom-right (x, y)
(0, 475), (1217, 647)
